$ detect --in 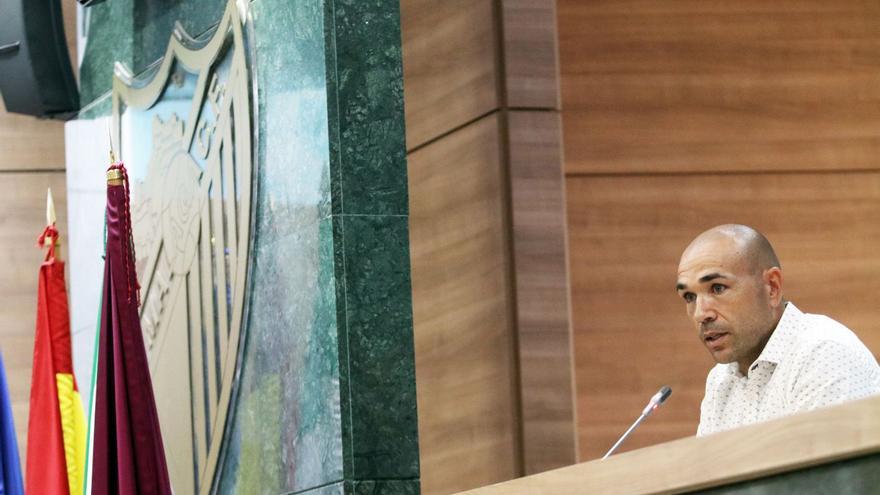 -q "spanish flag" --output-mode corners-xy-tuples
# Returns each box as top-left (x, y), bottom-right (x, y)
(26, 194), (87, 495)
